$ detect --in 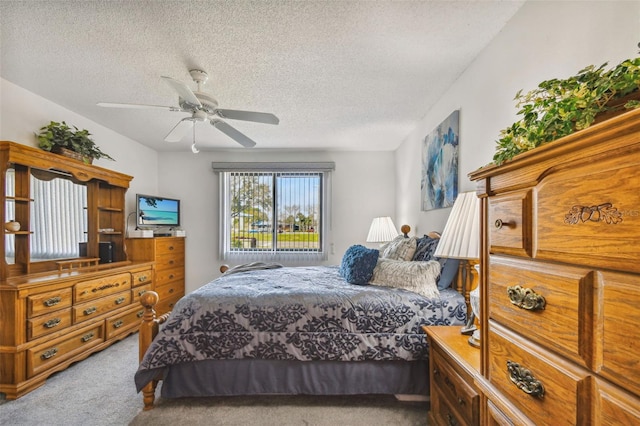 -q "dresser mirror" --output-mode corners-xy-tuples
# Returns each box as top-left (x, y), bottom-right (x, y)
(5, 167), (88, 265)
